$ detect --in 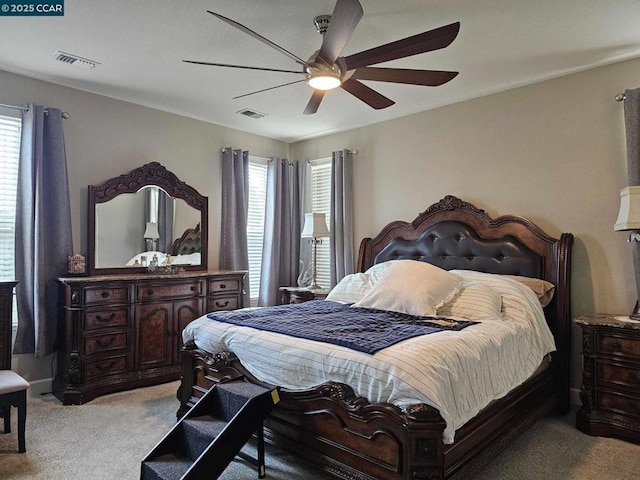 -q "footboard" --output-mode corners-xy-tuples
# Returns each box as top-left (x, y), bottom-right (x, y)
(179, 342), (450, 480)
(179, 342), (560, 480)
